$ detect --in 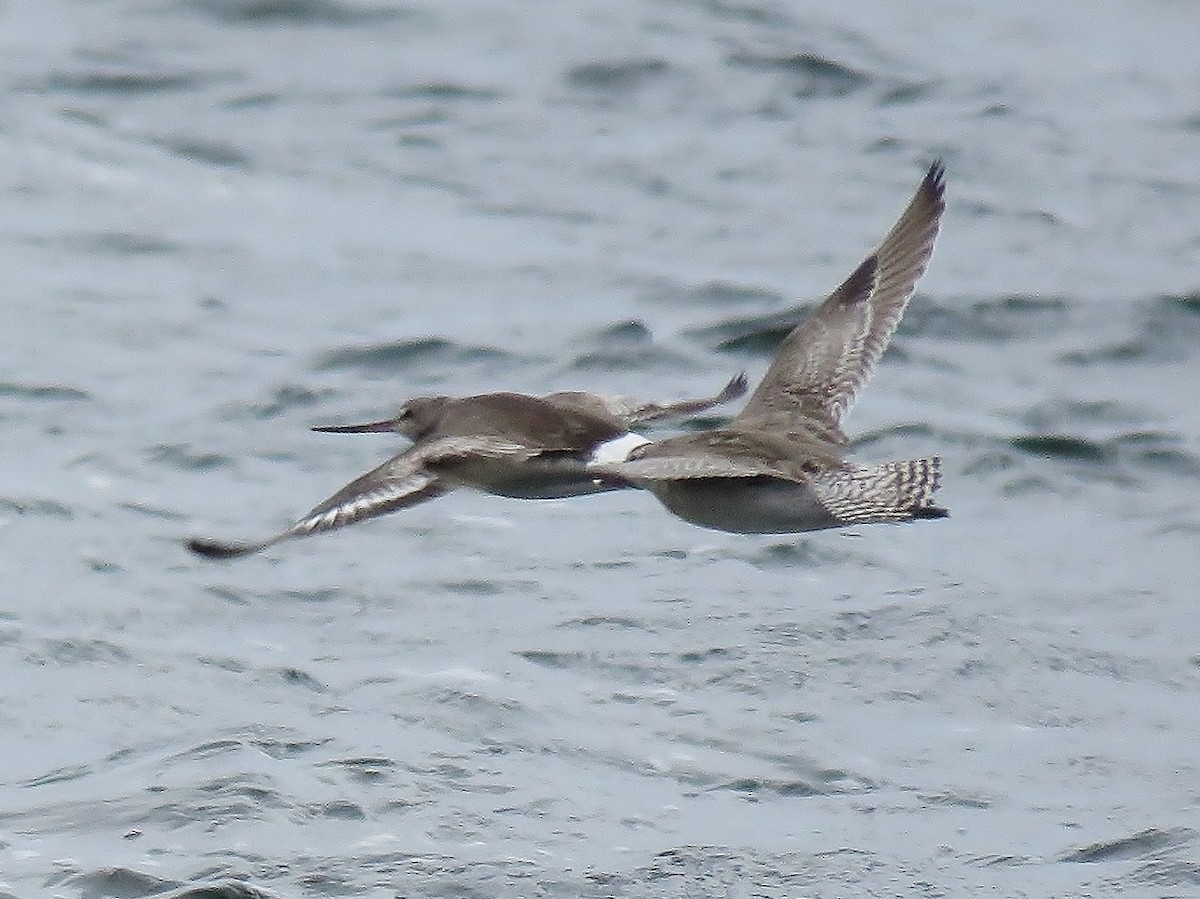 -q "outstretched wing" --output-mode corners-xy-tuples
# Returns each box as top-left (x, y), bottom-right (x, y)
(587, 428), (845, 486)
(623, 372), (749, 426)
(735, 161), (946, 441)
(541, 373), (748, 431)
(186, 452), (448, 559)
(185, 432), (561, 559)
(591, 452), (778, 484)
